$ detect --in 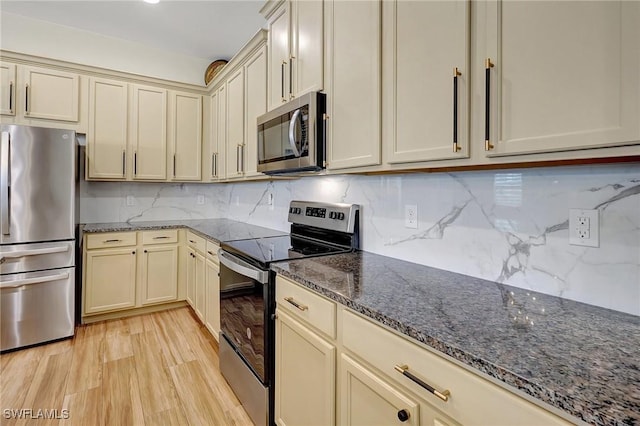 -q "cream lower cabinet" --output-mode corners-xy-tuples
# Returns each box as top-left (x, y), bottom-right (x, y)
(275, 275), (574, 426)
(84, 246), (137, 314)
(186, 231), (206, 321)
(186, 247), (196, 308)
(139, 245), (178, 305)
(340, 354), (422, 426)
(276, 310), (336, 426)
(204, 256), (220, 339)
